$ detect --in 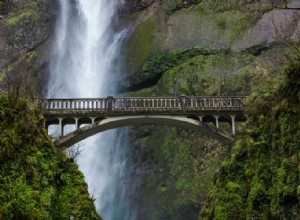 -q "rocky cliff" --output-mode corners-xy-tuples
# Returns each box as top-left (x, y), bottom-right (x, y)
(123, 0), (300, 219)
(0, 0), (55, 90)
(200, 51), (300, 220)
